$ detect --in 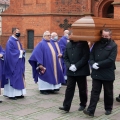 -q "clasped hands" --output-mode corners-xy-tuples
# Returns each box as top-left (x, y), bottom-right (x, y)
(69, 64), (77, 72)
(92, 63), (99, 70)
(37, 65), (46, 74)
(0, 54), (3, 58)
